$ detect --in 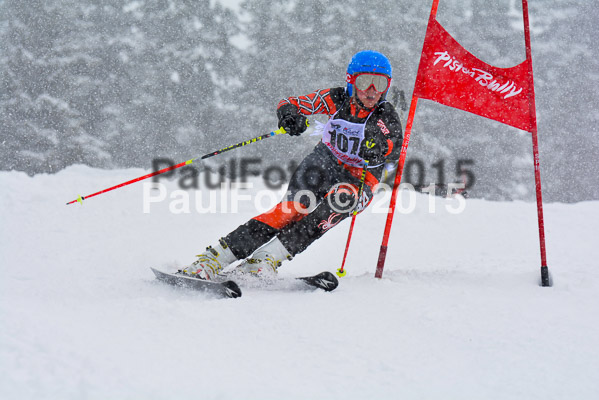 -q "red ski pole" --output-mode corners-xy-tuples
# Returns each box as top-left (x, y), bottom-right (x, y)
(66, 127), (290, 205)
(337, 160), (369, 278)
